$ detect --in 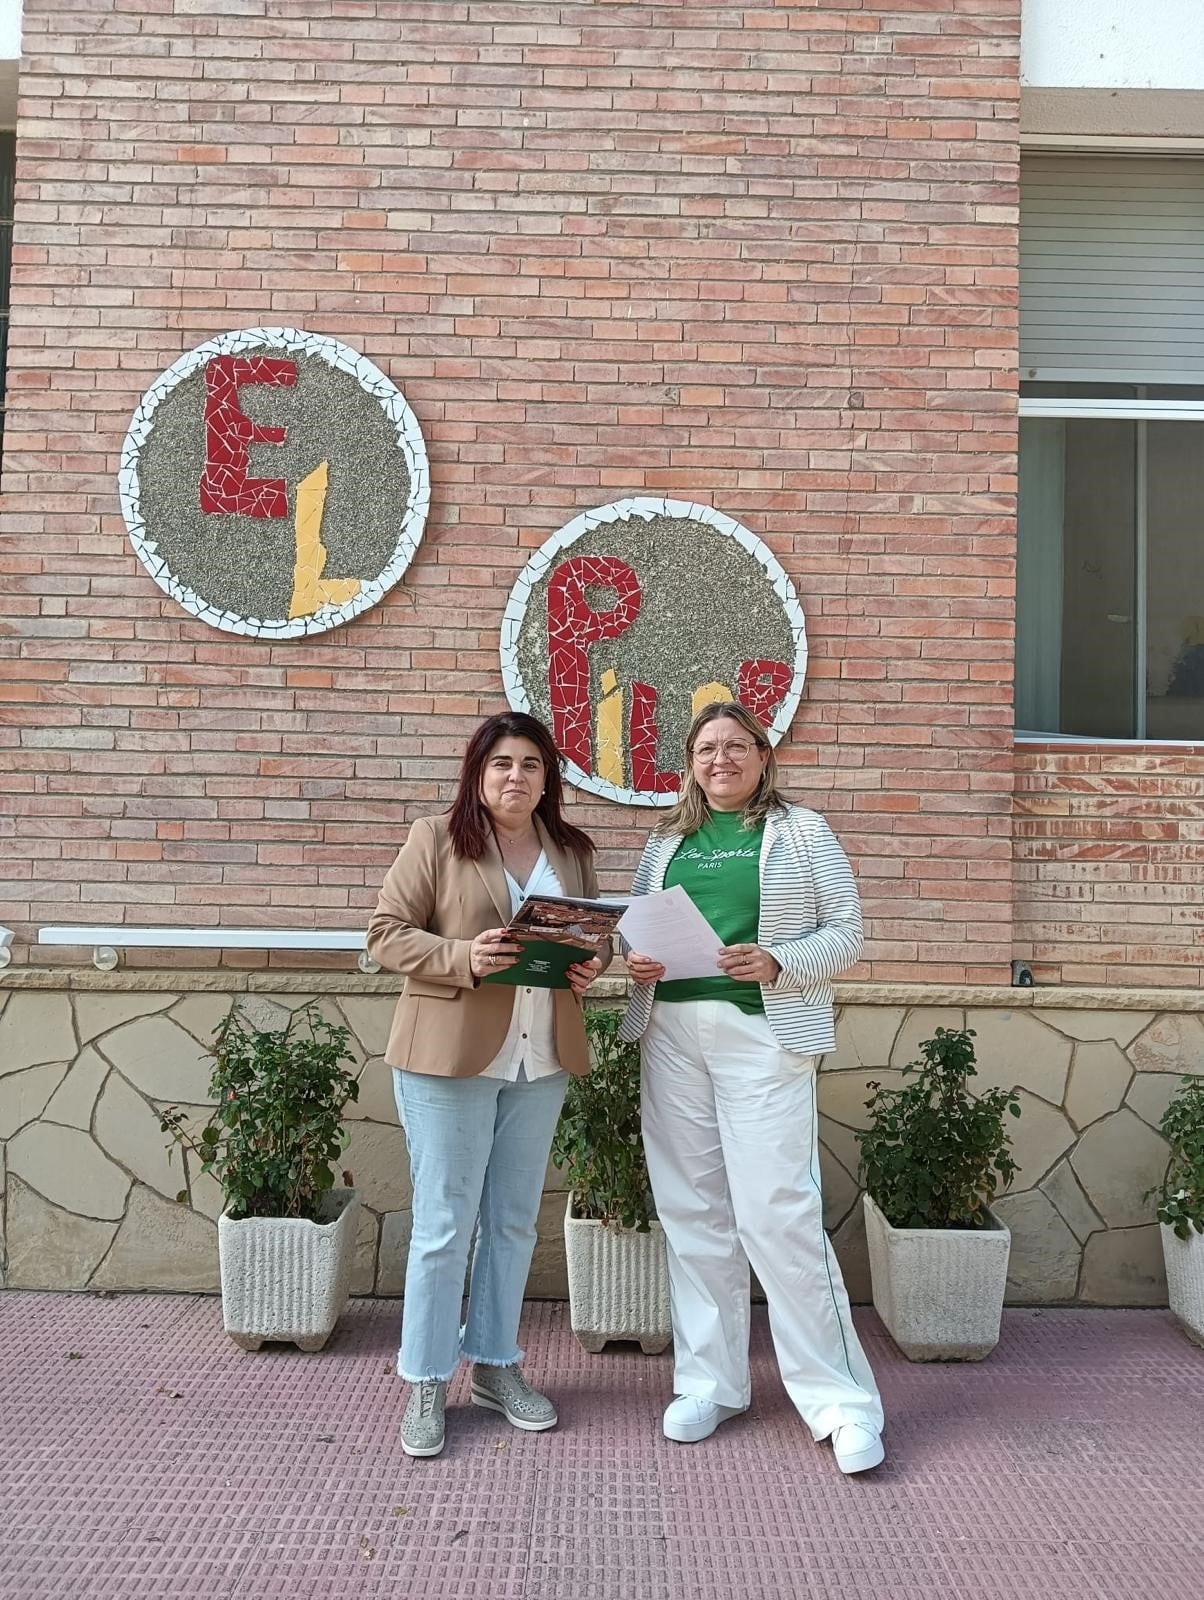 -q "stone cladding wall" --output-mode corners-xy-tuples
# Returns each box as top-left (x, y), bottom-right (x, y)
(3, 975), (1199, 1307)
(0, 0), (1022, 984)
